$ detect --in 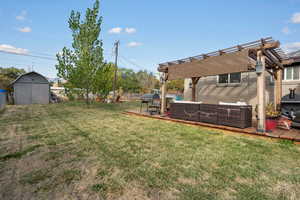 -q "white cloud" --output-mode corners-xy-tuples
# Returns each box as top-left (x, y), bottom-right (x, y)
(283, 42), (300, 53)
(0, 44), (29, 55)
(16, 10), (27, 21)
(18, 27), (32, 33)
(108, 27), (122, 34)
(127, 42), (142, 47)
(125, 27), (136, 34)
(291, 12), (300, 24)
(282, 27), (291, 35)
